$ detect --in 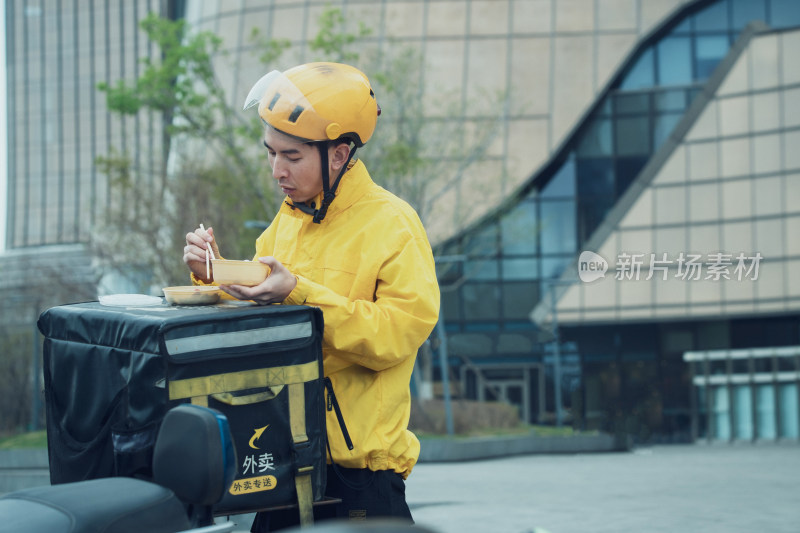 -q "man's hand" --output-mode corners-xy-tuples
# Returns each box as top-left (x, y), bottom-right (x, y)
(220, 256), (298, 305)
(183, 226), (221, 283)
